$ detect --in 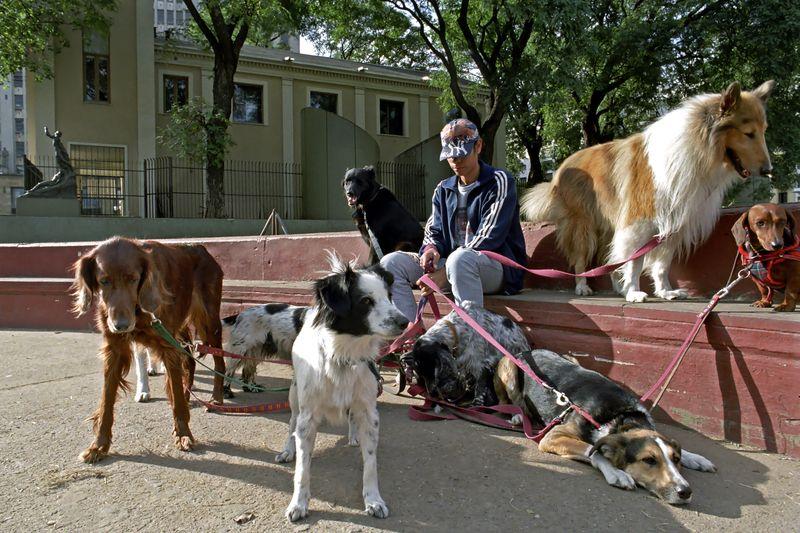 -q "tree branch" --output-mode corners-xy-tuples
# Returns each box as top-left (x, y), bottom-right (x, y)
(183, 0), (218, 50)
